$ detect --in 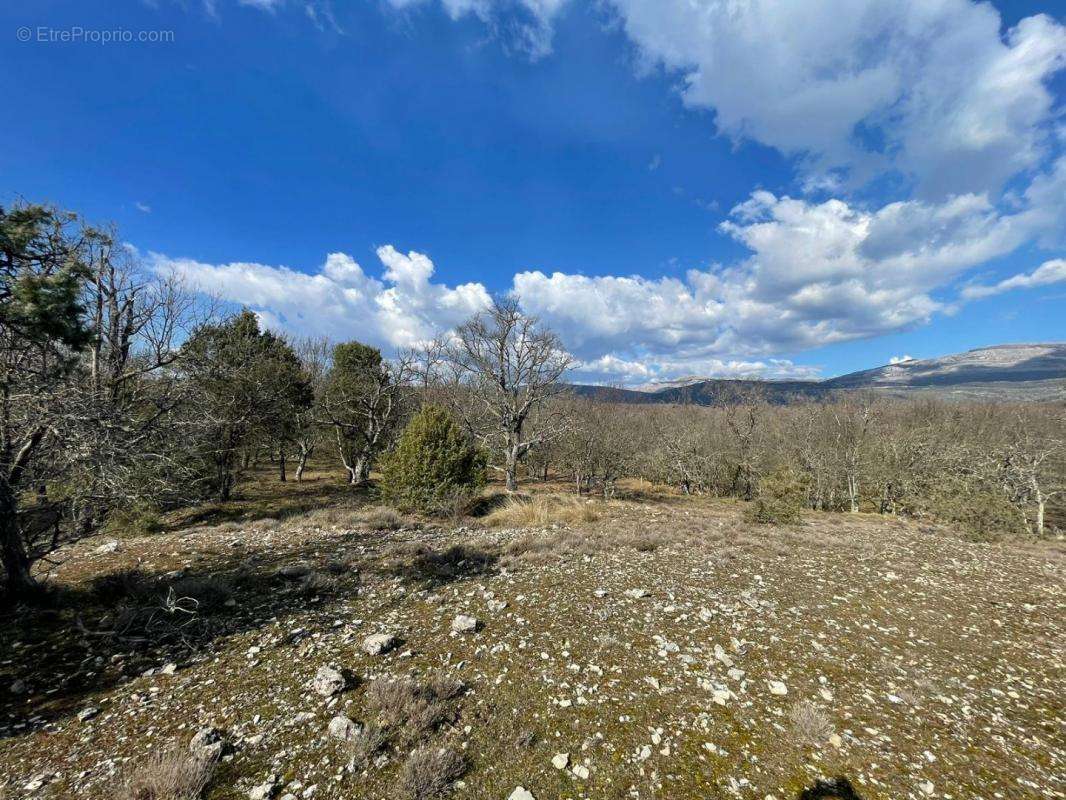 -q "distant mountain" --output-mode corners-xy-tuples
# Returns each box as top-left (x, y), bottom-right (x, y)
(823, 343), (1066, 388)
(570, 344), (1066, 405)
